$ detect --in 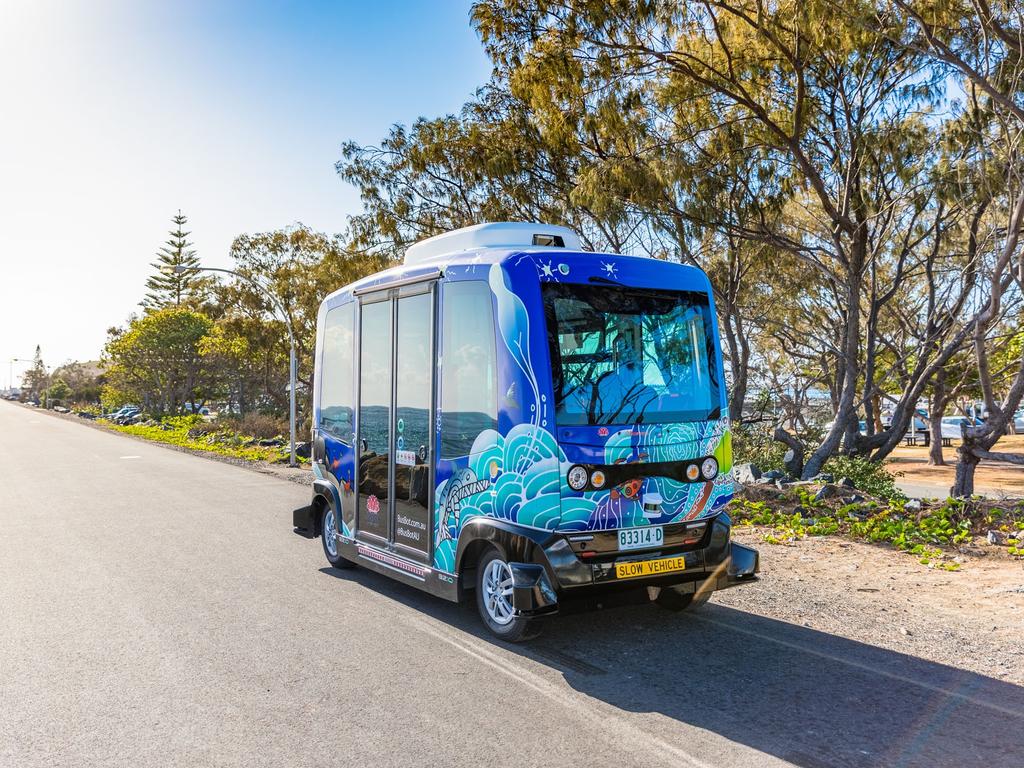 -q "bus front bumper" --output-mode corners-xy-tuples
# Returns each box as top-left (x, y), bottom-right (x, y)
(509, 519), (758, 615)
